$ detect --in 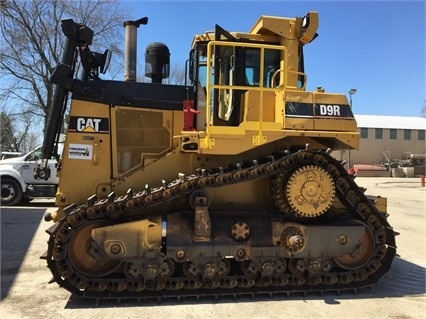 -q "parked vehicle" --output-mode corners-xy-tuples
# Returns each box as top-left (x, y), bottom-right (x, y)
(0, 141), (63, 206)
(0, 151), (22, 160)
